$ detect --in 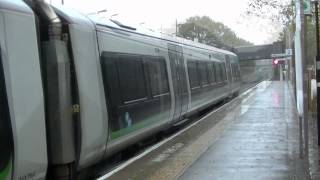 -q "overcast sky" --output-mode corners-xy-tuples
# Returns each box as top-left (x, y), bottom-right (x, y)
(48, 0), (283, 45)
